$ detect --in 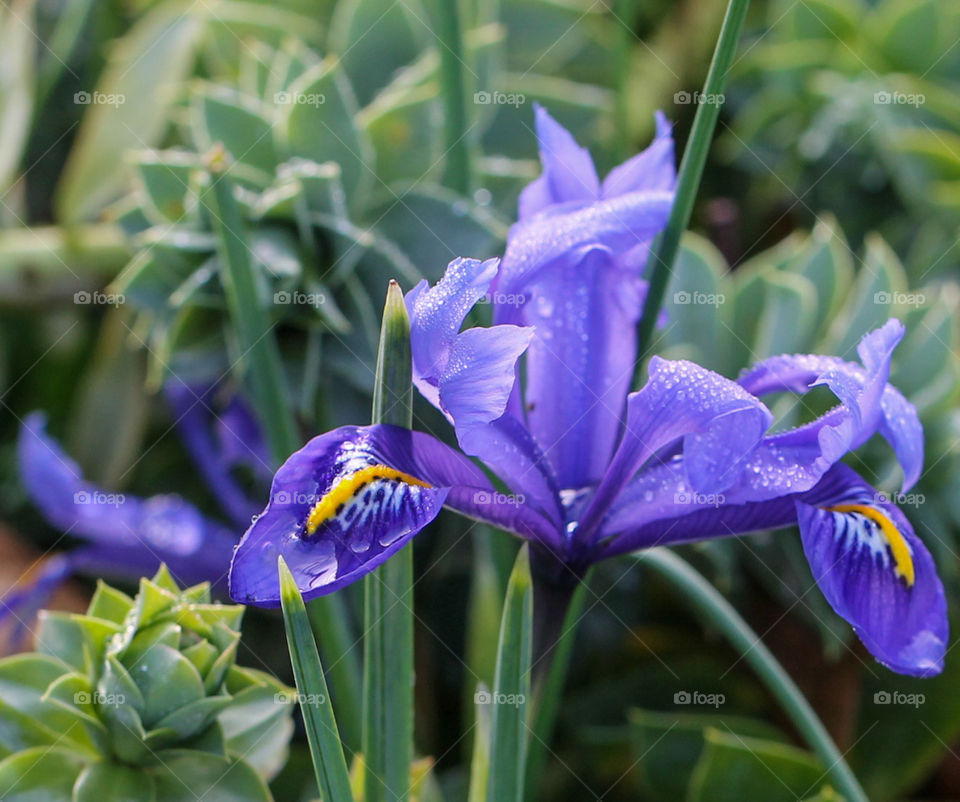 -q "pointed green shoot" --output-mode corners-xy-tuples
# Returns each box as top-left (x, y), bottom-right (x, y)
(363, 280), (415, 802)
(486, 544), (534, 802)
(278, 557), (354, 802)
